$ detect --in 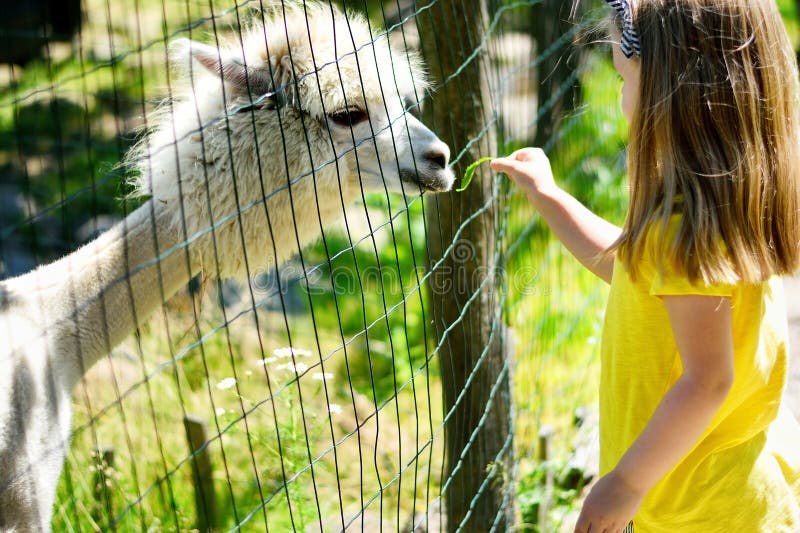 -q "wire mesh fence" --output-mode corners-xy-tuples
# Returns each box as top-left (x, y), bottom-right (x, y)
(0, 0), (628, 531)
